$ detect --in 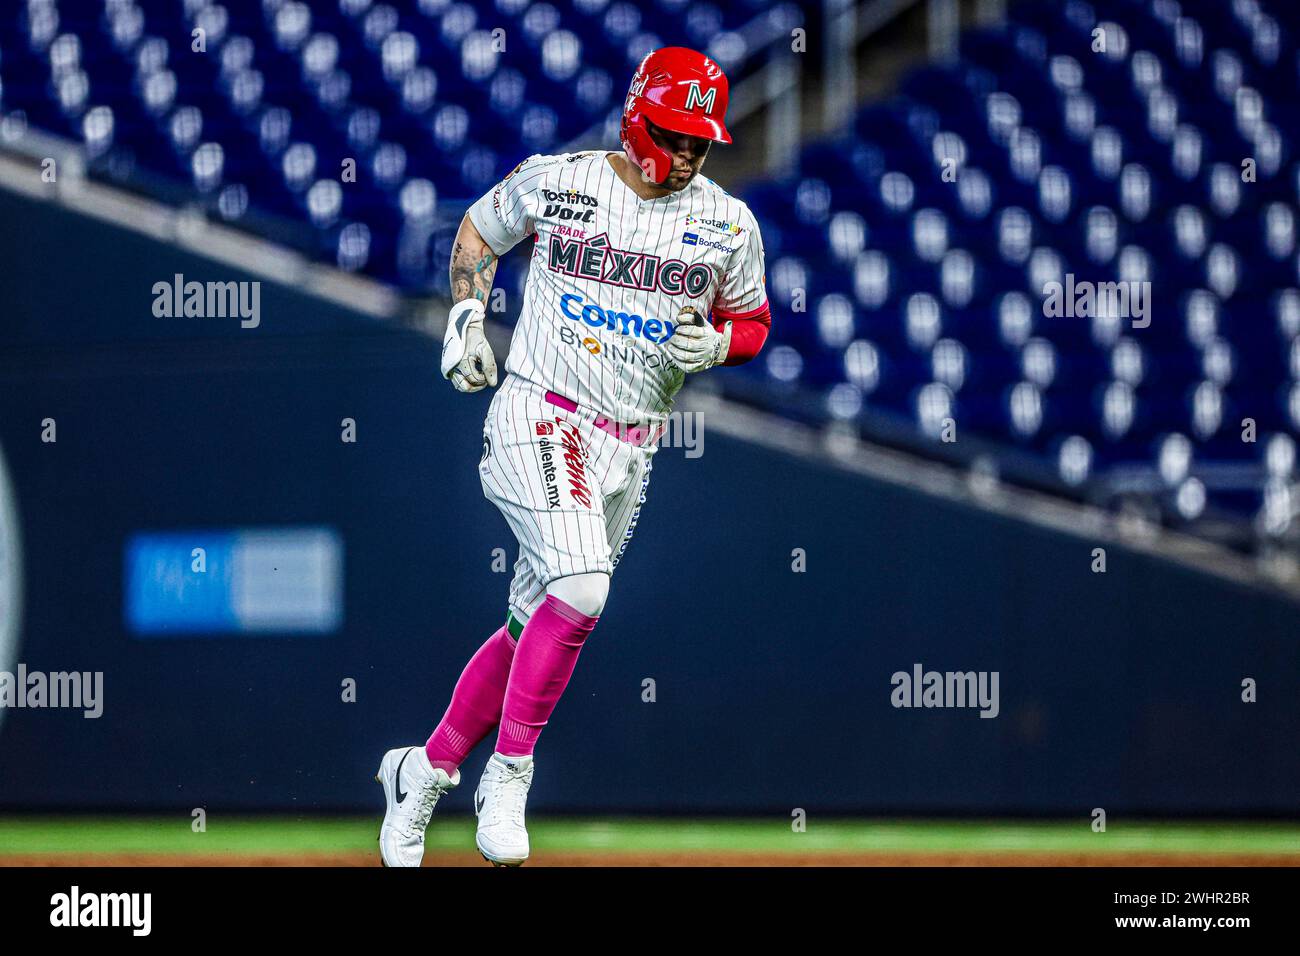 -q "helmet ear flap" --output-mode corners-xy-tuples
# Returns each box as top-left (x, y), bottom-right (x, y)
(622, 115), (672, 185)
